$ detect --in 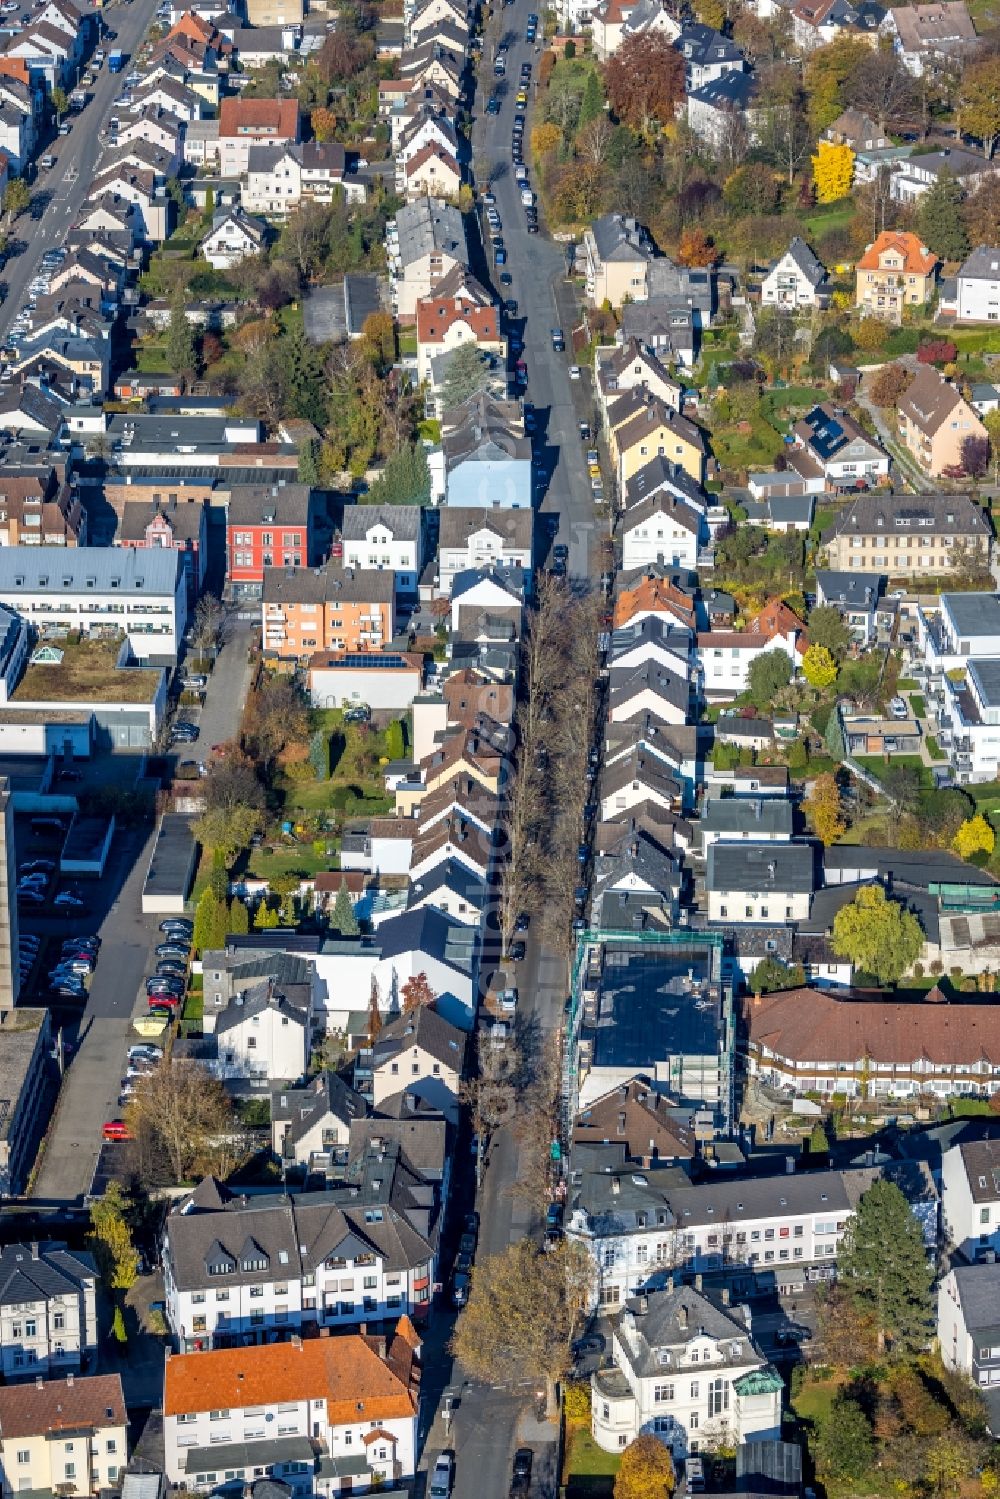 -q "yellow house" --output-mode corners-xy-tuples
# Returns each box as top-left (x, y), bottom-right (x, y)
(855, 230), (938, 324)
(897, 365), (988, 479)
(611, 394), (708, 486)
(0, 1373), (127, 1496)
